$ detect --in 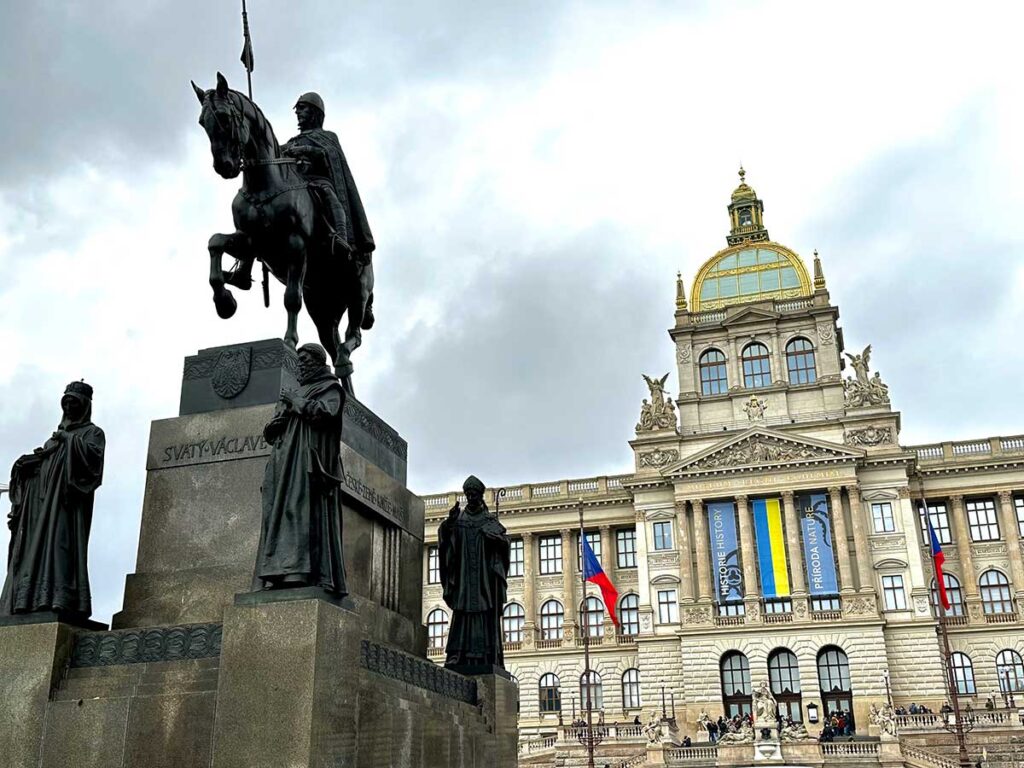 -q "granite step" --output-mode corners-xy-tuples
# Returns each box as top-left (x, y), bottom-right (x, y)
(53, 658), (221, 702)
